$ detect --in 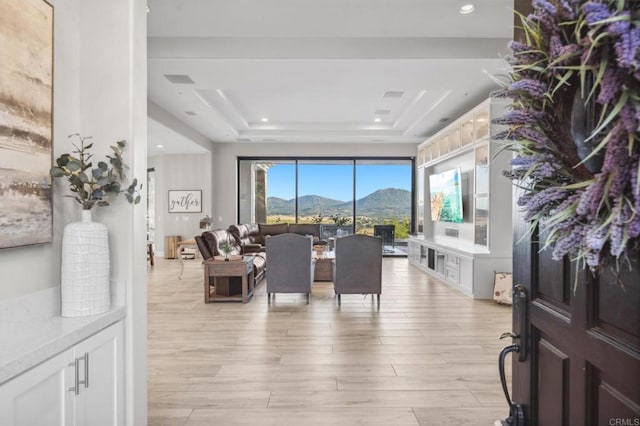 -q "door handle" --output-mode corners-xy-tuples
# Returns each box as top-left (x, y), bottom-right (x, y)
(513, 284), (528, 362)
(496, 284), (528, 425)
